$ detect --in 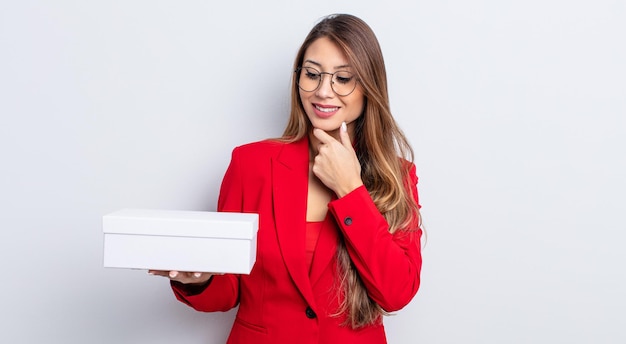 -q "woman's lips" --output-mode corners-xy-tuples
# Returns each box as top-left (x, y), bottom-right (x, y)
(313, 104), (339, 118)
